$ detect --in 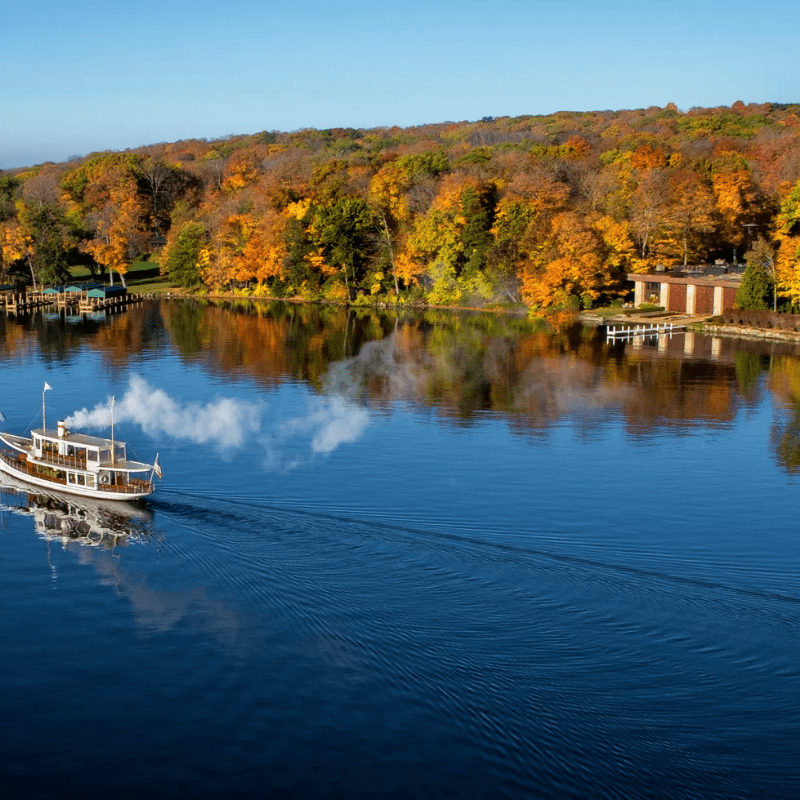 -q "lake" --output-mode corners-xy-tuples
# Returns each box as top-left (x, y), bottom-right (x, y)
(1, 300), (799, 799)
